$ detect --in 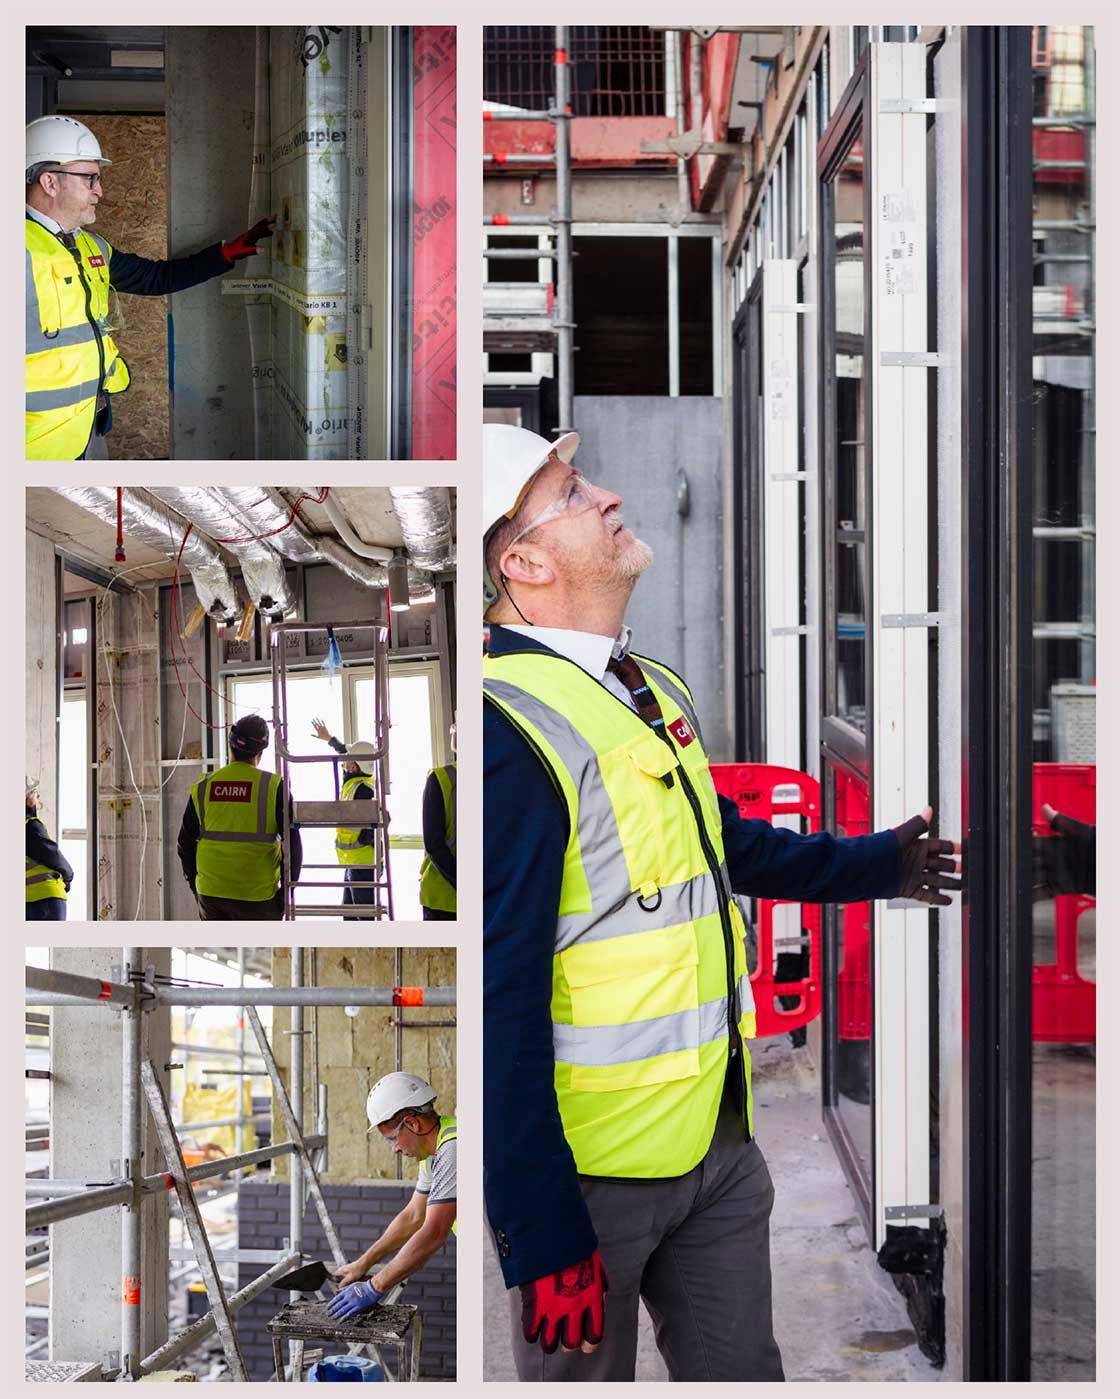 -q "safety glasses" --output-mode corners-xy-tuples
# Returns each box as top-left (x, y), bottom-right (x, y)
(509, 472), (599, 547)
(49, 170), (102, 189)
